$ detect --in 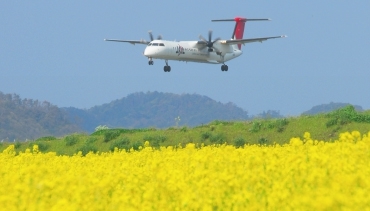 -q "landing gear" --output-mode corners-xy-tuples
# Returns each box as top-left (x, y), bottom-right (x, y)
(148, 58), (153, 65)
(164, 60), (171, 72)
(221, 64), (228, 71)
(164, 65), (171, 72)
